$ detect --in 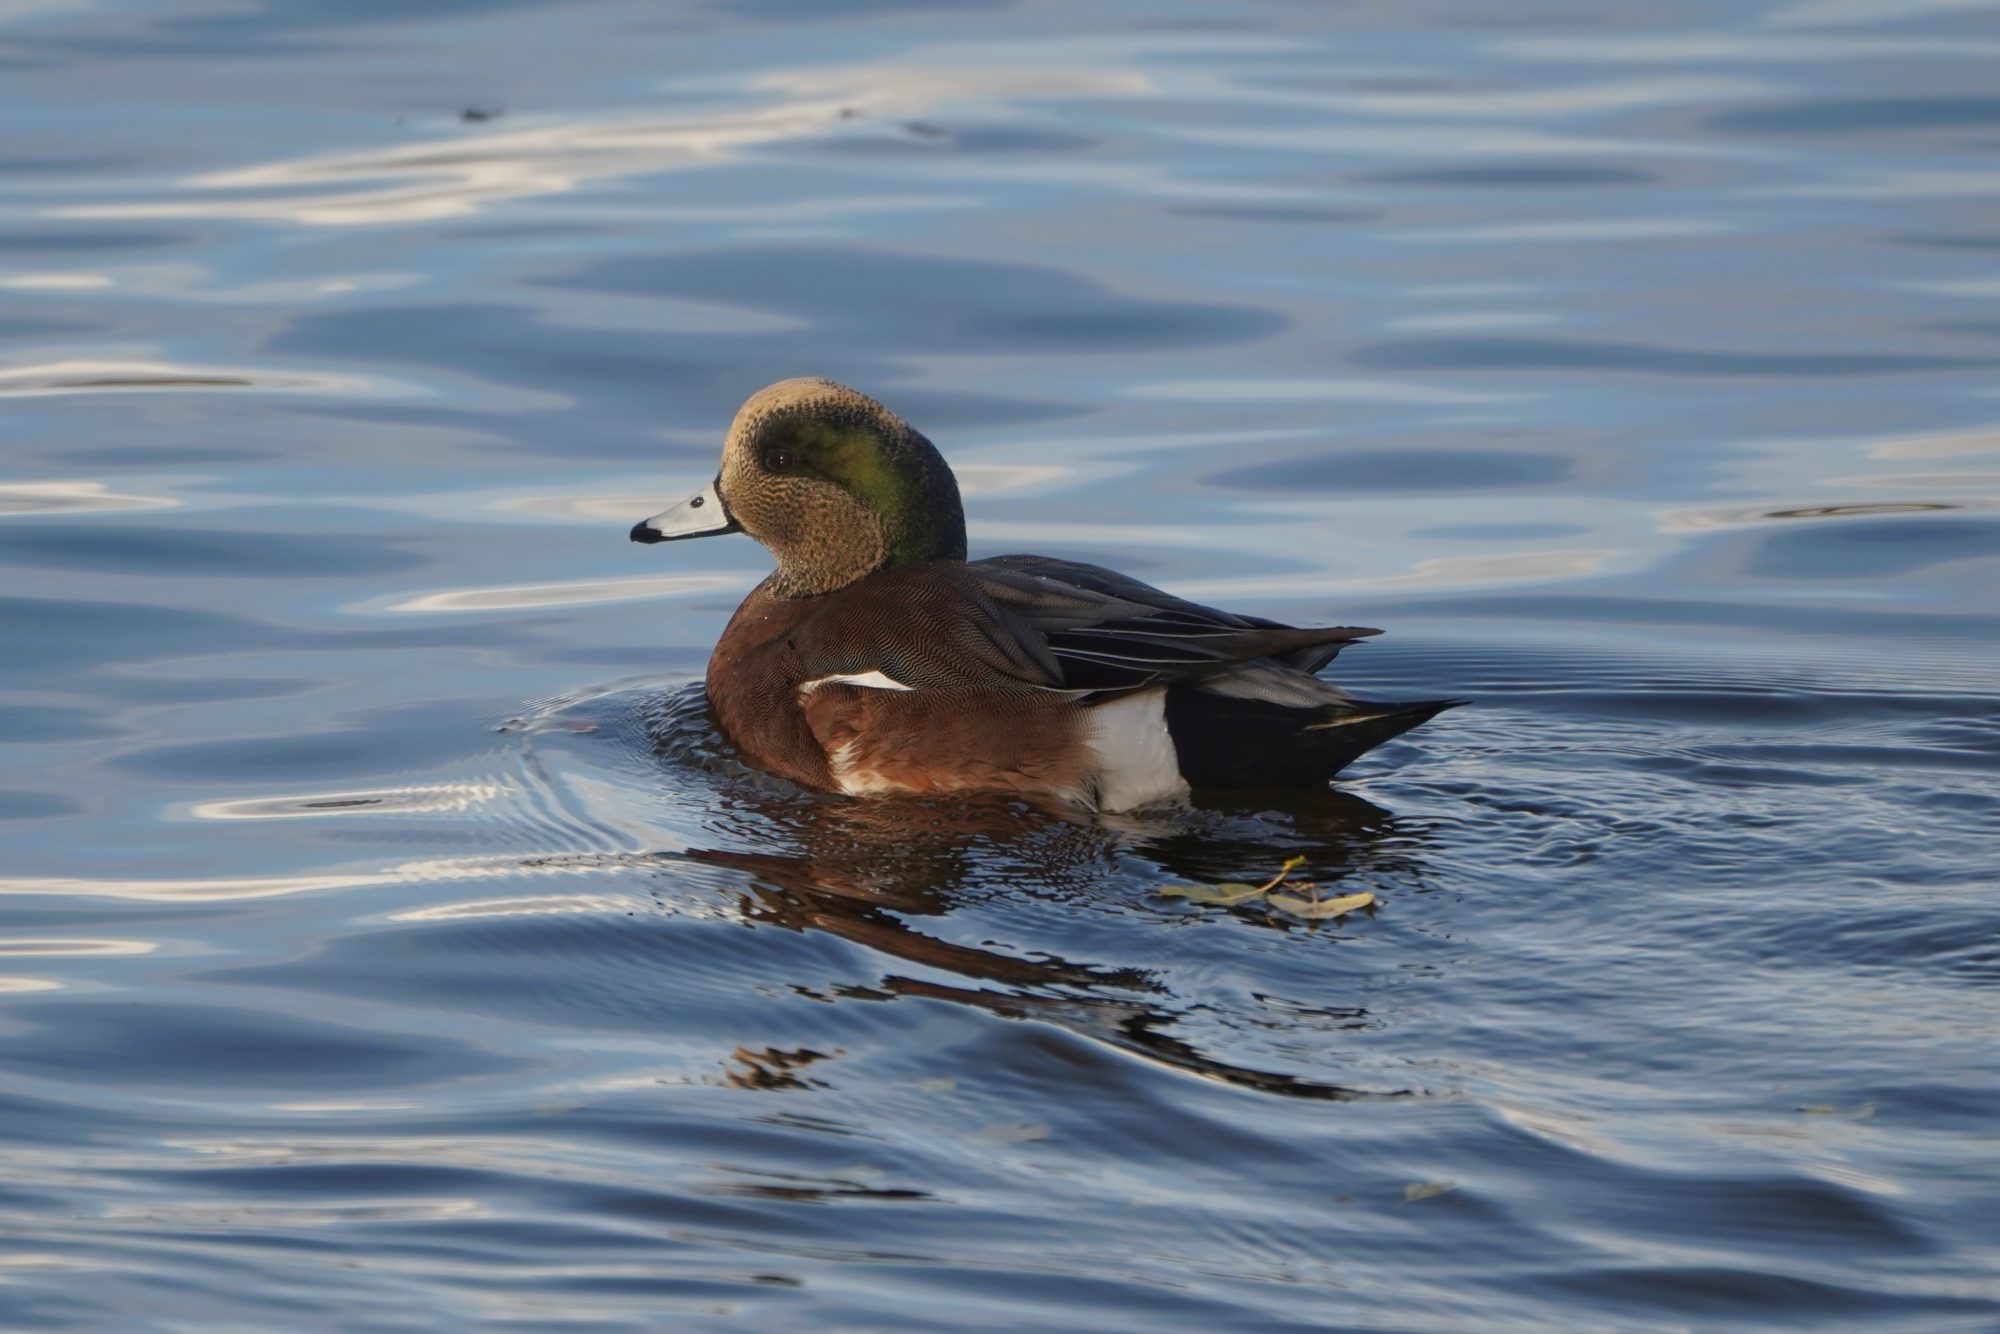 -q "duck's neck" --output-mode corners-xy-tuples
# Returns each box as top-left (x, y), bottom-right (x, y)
(768, 528), (888, 598)
(842, 427), (968, 572)
(766, 477), (967, 600)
